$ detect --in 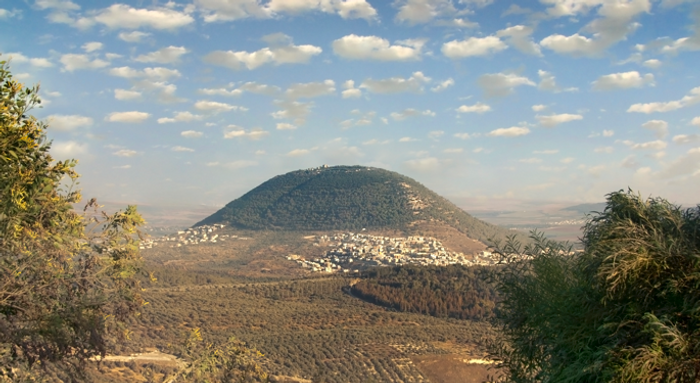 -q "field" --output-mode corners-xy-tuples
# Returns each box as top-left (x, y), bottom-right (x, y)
(57, 230), (500, 383)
